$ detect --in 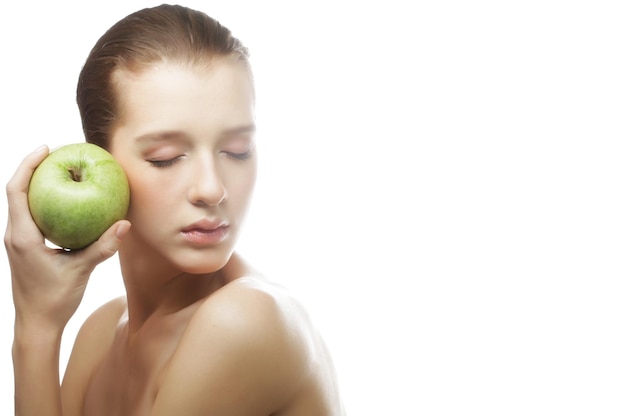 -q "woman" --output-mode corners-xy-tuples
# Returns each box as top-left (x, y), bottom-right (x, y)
(6, 4), (344, 415)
